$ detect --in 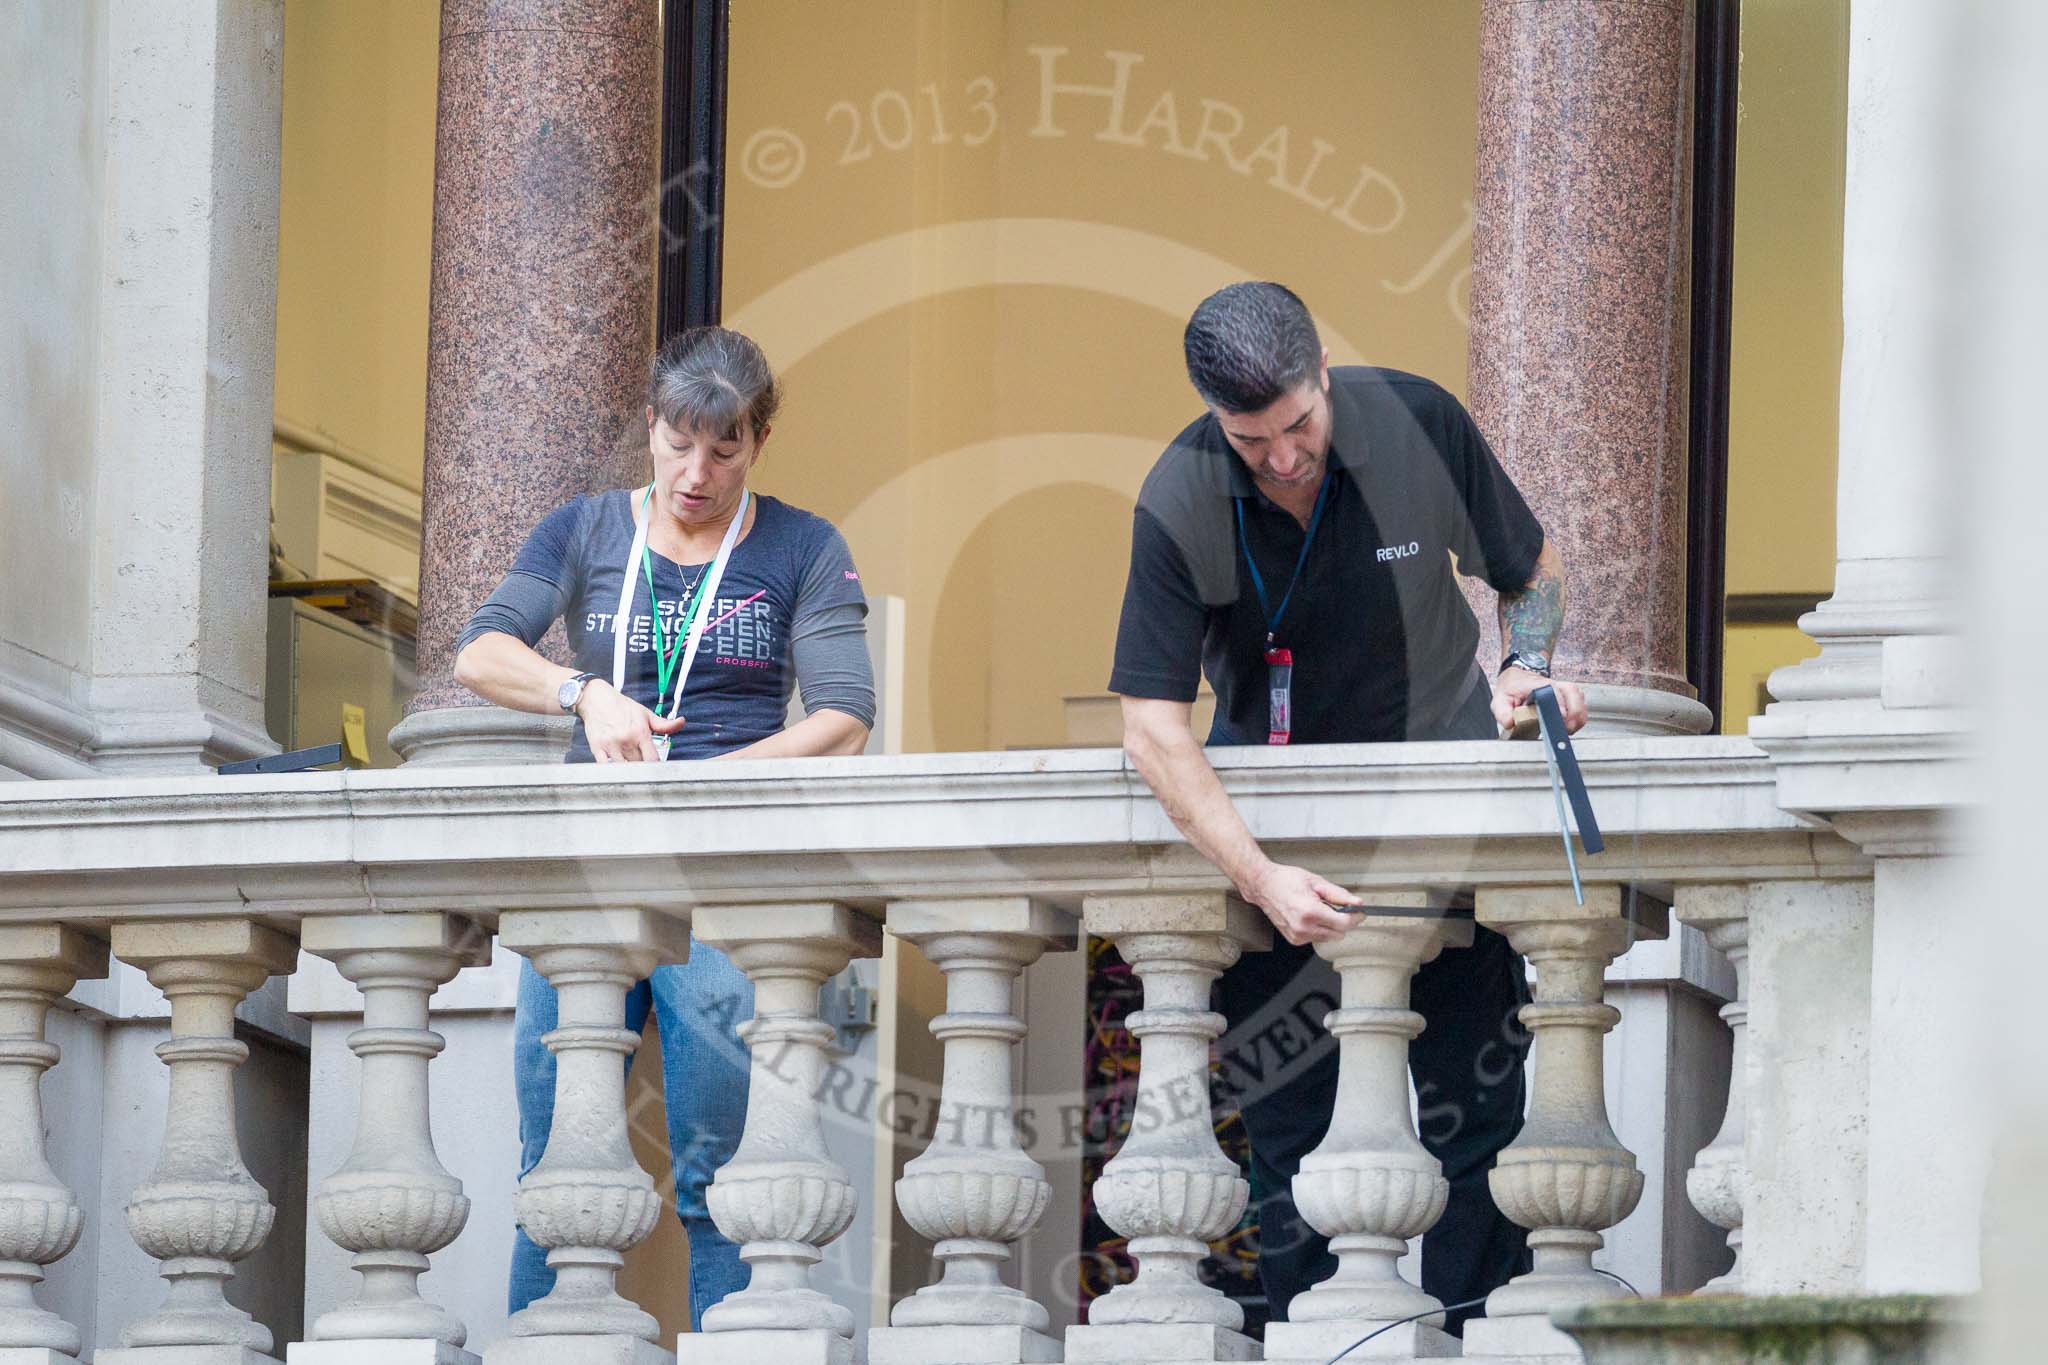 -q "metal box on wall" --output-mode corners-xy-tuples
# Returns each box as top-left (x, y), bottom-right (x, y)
(264, 597), (416, 768)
